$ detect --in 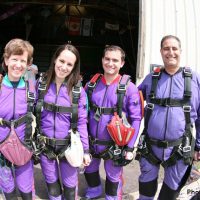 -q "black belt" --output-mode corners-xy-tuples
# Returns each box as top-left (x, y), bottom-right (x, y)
(146, 137), (183, 148)
(43, 102), (72, 113)
(150, 98), (189, 107)
(39, 136), (70, 147)
(90, 104), (116, 115)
